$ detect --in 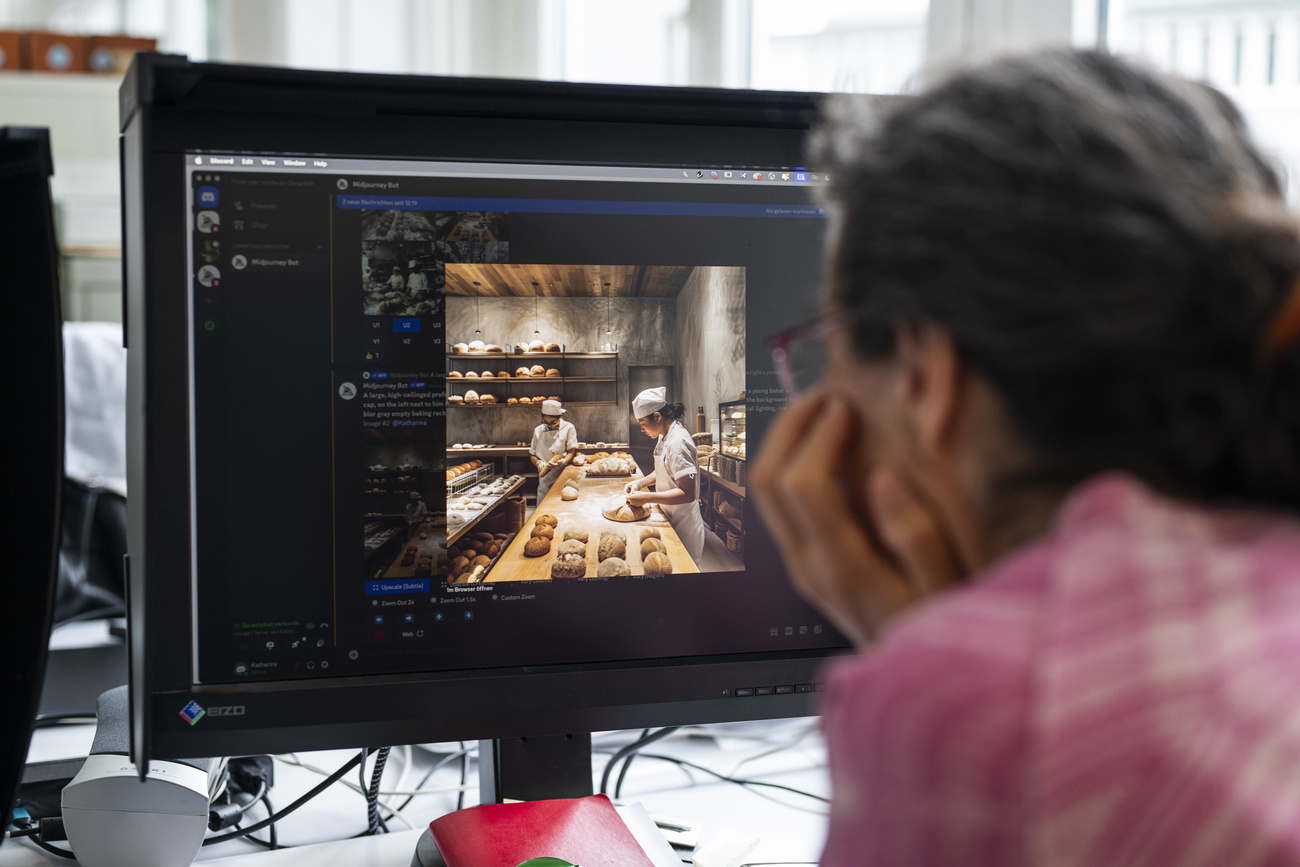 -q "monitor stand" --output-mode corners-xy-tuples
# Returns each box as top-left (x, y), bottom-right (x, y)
(410, 733), (594, 867)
